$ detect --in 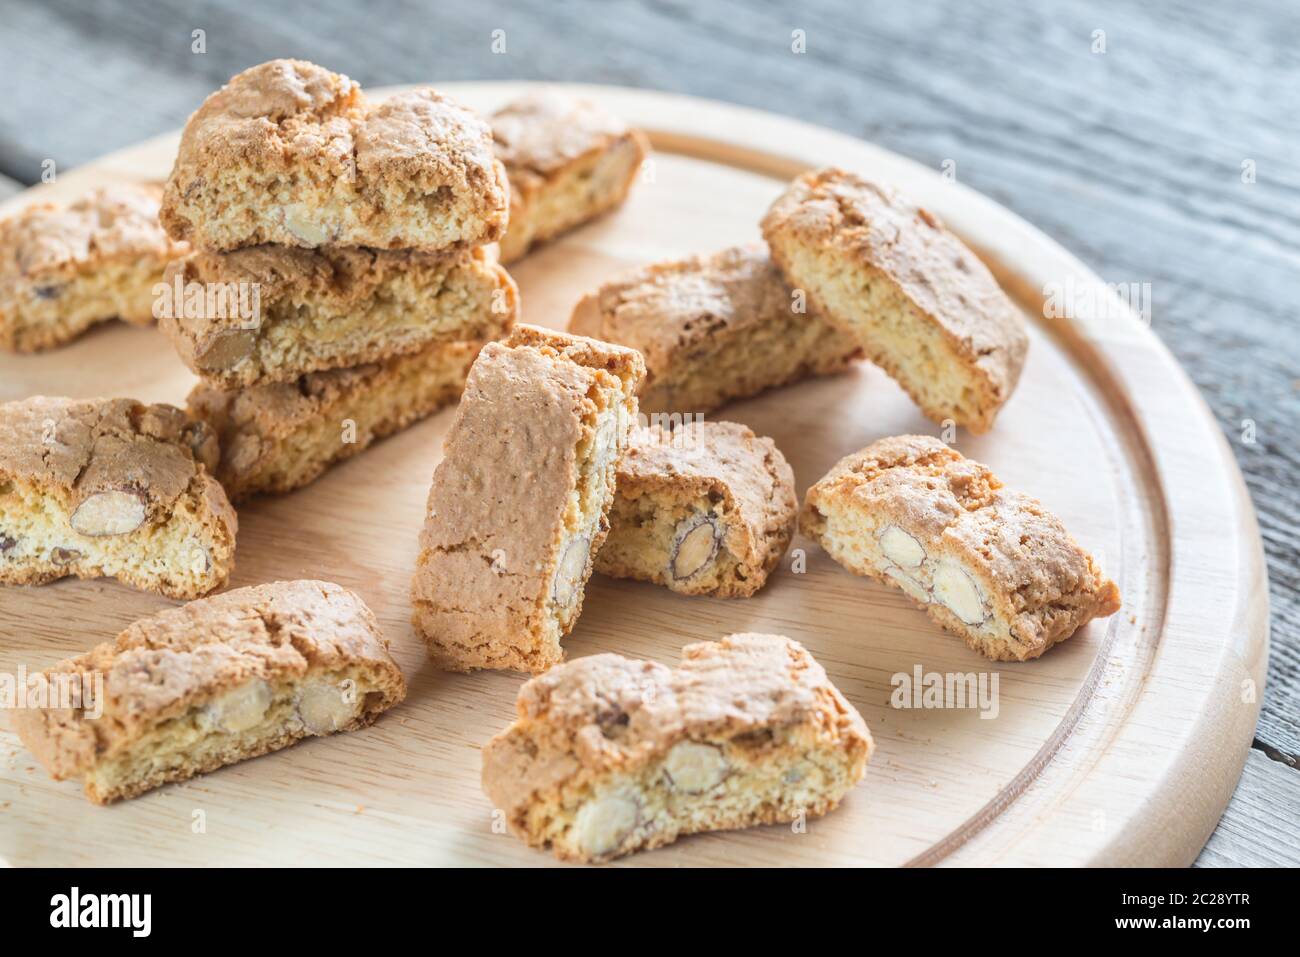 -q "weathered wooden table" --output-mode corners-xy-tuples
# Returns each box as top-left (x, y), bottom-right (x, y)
(1, 0), (1295, 866)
